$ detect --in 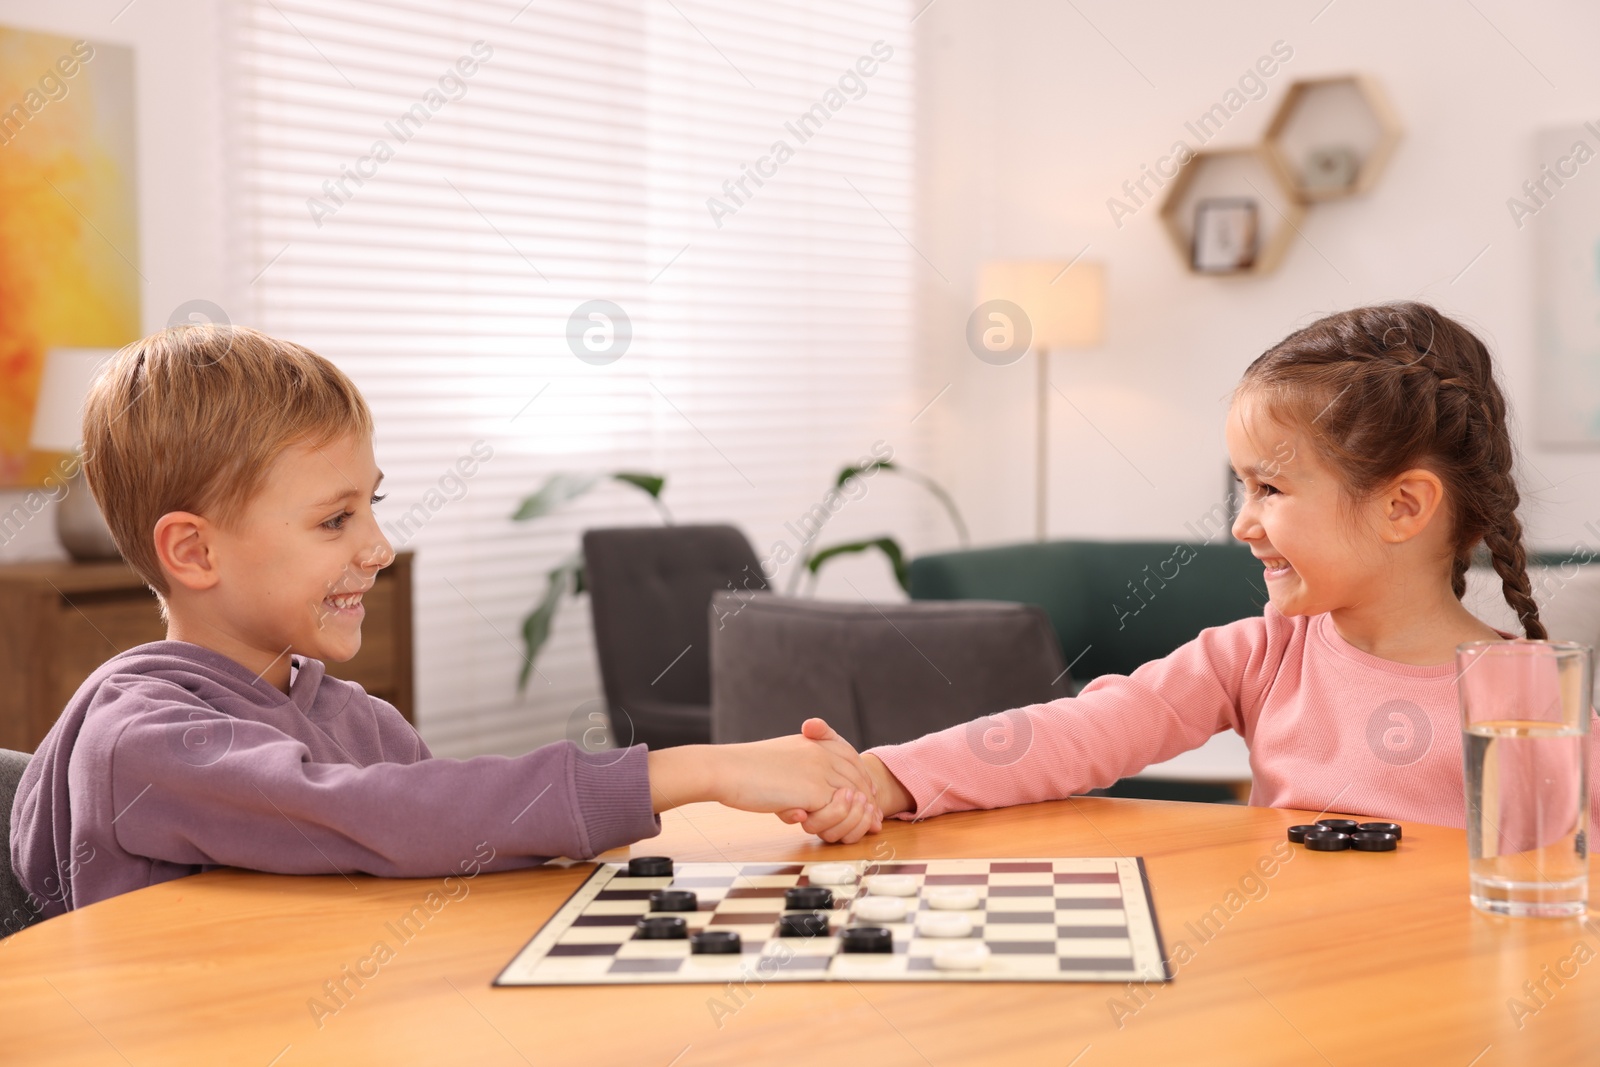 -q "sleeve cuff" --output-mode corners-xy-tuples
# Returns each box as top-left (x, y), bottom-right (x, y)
(570, 743), (661, 855)
(866, 743), (940, 822)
